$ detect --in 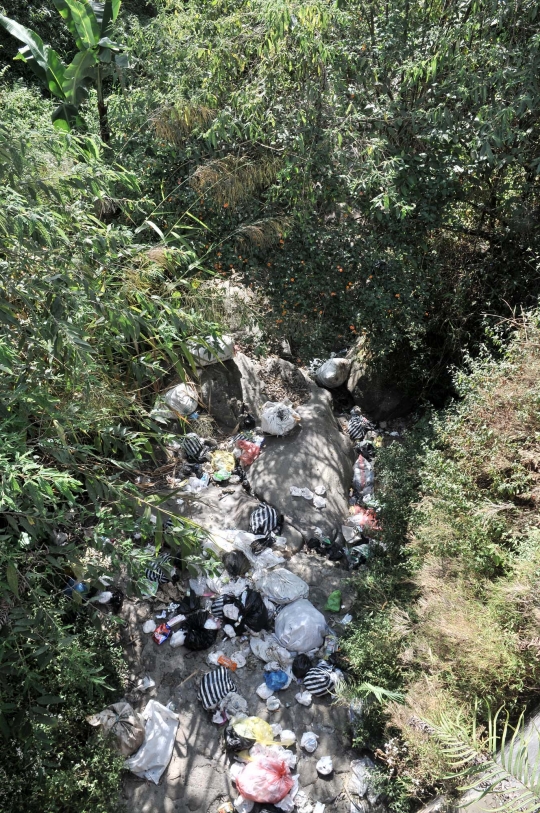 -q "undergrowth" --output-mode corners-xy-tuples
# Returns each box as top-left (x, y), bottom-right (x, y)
(343, 313), (540, 811)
